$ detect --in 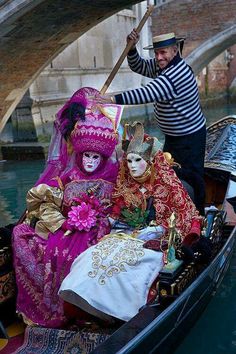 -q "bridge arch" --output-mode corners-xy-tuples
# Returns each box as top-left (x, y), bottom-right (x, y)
(0, 0), (236, 133)
(187, 25), (236, 74)
(0, 0), (142, 132)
